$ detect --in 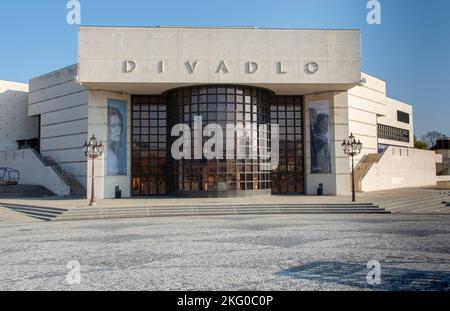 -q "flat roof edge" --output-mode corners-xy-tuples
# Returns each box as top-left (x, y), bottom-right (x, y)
(78, 25), (361, 32)
(29, 64), (78, 83)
